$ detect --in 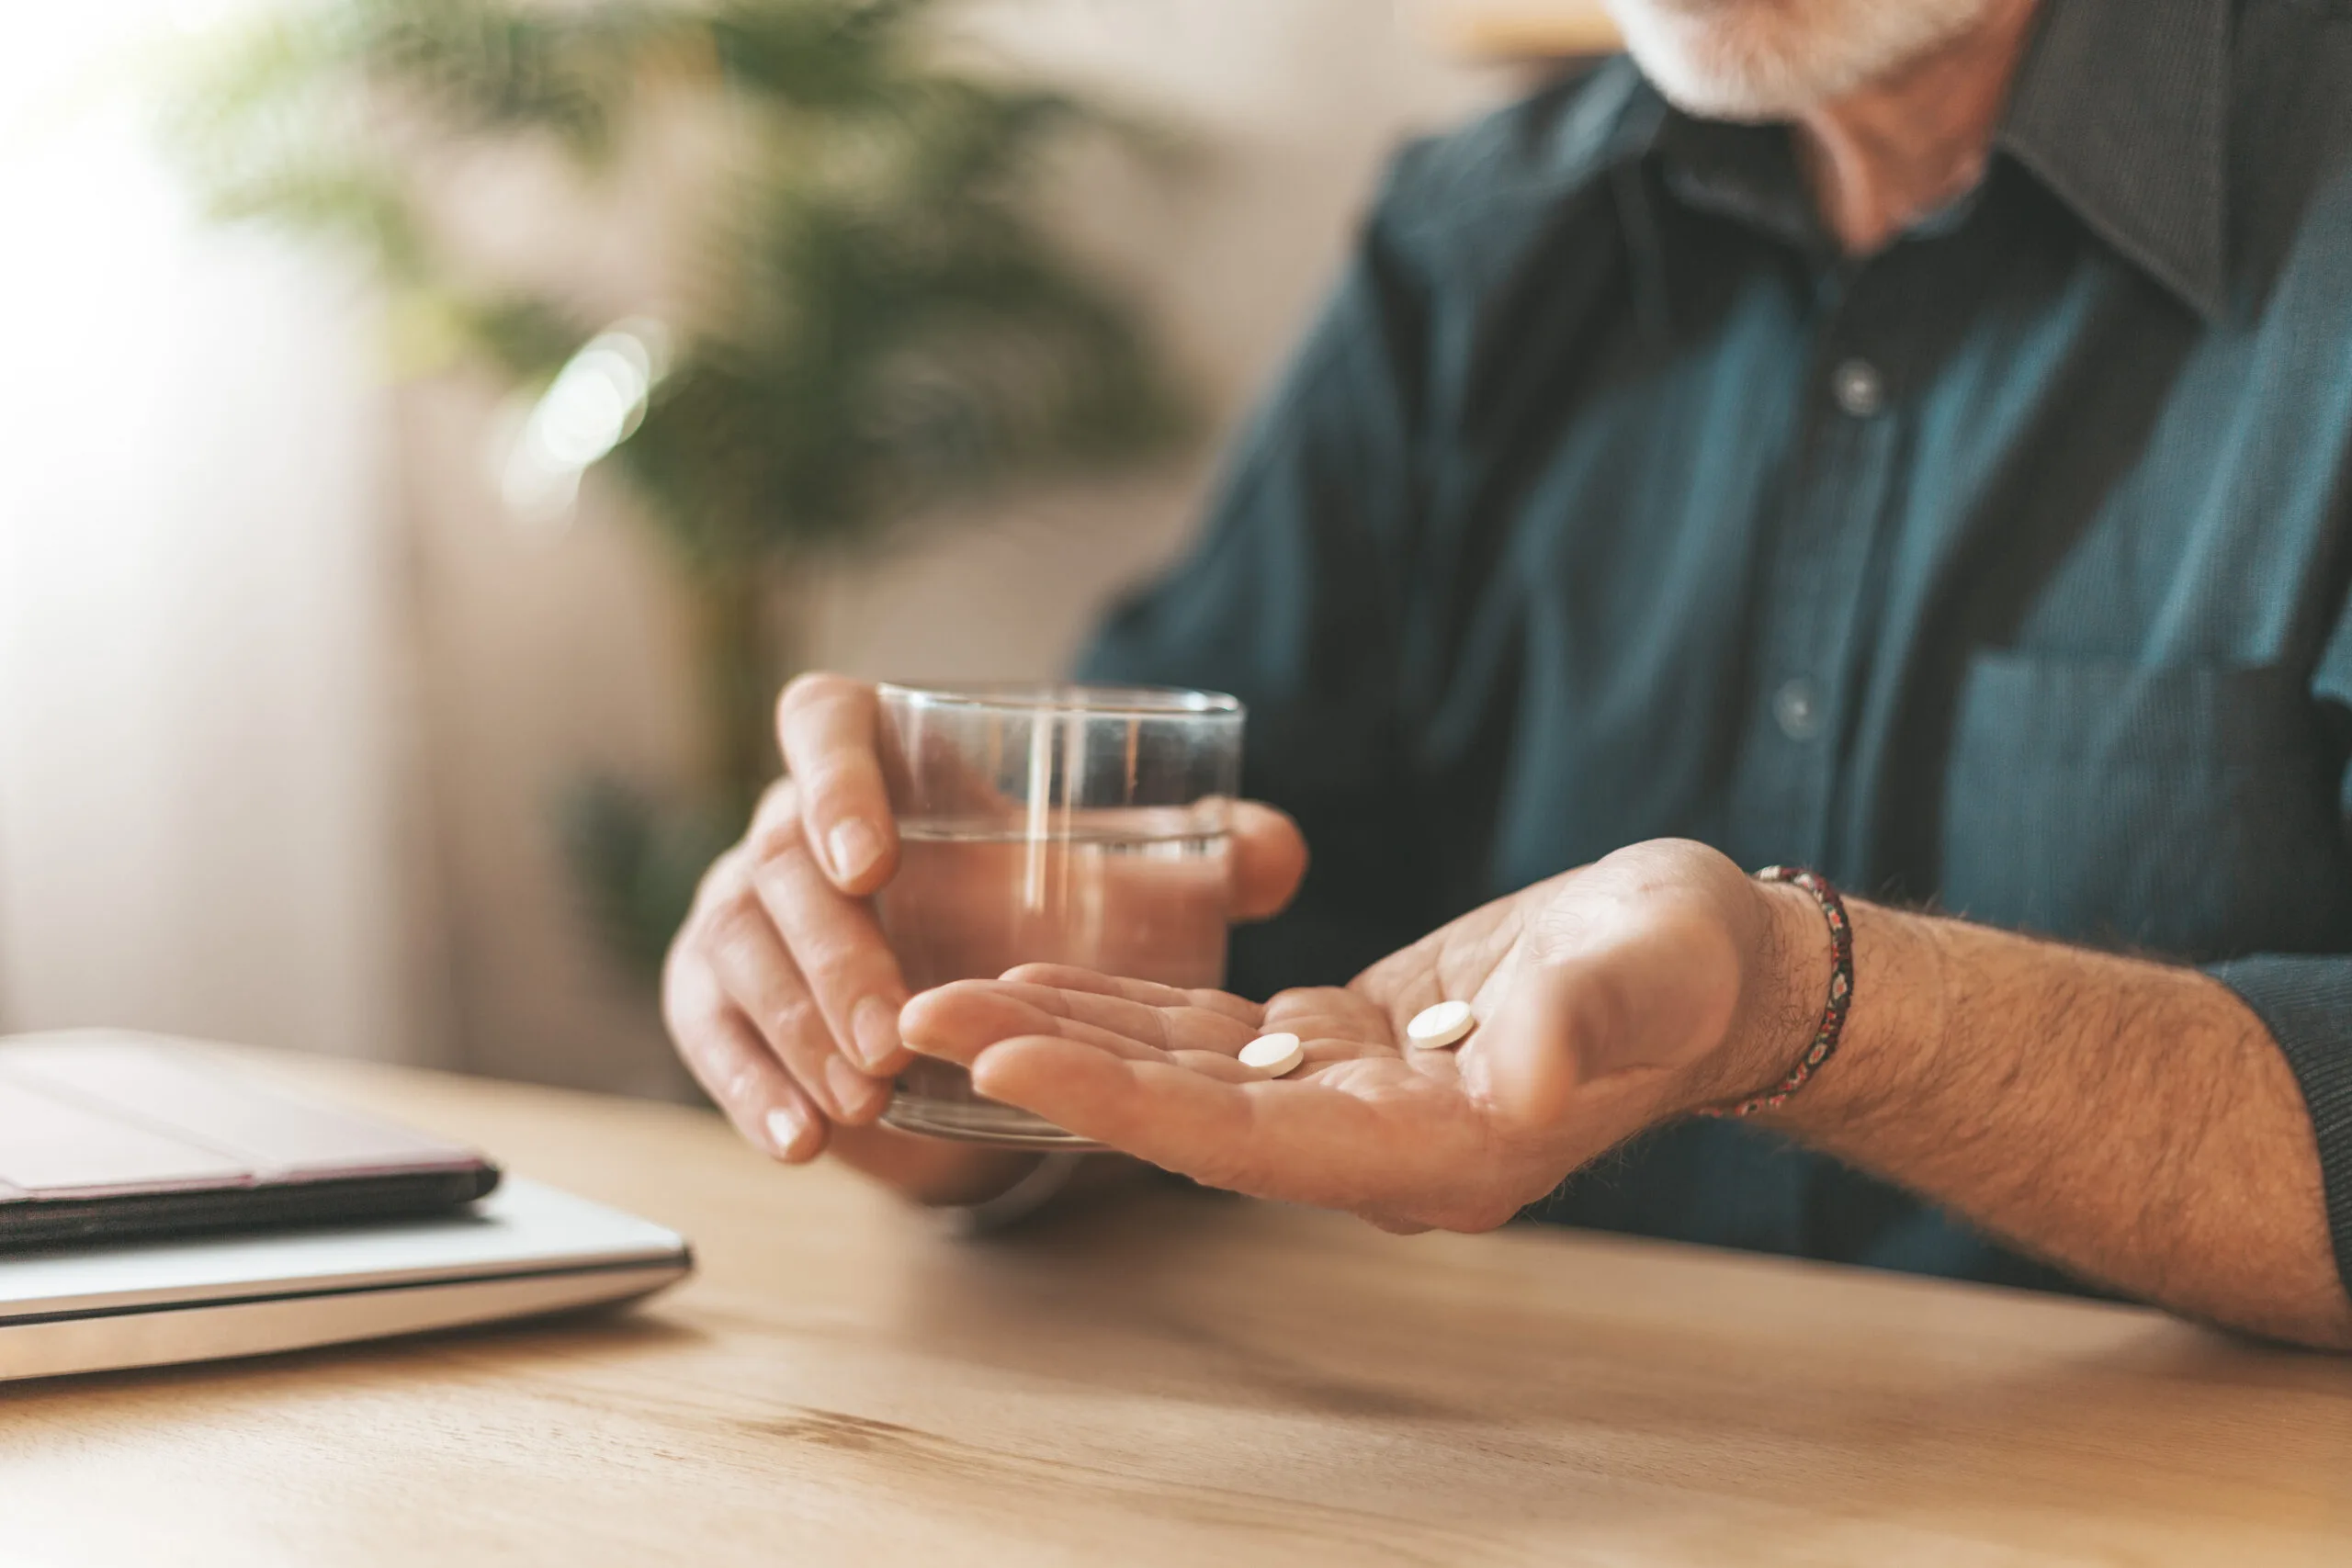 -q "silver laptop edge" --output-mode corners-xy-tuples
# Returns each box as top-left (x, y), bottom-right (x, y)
(0, 1178), (691, 1383)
